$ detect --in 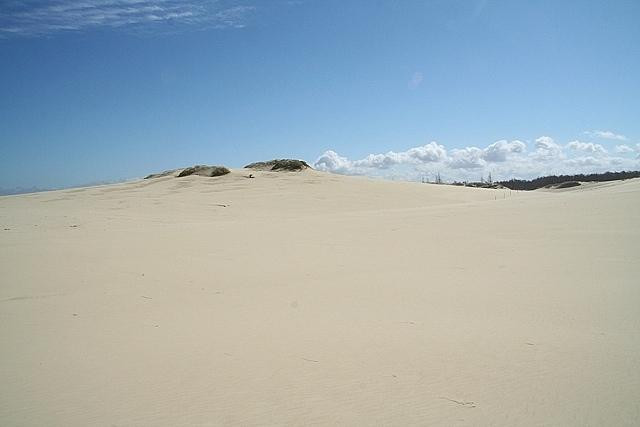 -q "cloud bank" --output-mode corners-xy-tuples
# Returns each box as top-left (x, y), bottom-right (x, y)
(0, 0), (255, 37)
(314, 135), (639, 182)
